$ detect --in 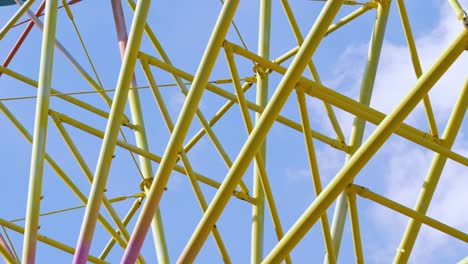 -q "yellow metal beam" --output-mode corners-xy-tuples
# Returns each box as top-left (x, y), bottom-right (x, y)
(0, 235), (17, 264)
(347, 192), (364, 264)
(0, 66), (113, 121)
(122, 1), (241, 261)
(99, 198), (142, 260)
(280, 0), (346, 143)
(448, 0), (467, 20)
(327, 1), (390, 261)
(252, 1), (270, 261)
(141, 53), (348, 152)
(127, 0), (250, 195)
(394, 76), (468, 263)
(397, 0), (439, 137)
(110, 0), (169, 260)
(262, 28), (467, 263)
(22, 0), (58, 261)
(296, 90), (336, 264)
(73, 0), (151, 261)
(178, 1), (344, 262)
(225, 41), (468, 166)
(50, 117), (136, 249)
(225, 48), (292, 264)
(349, 185), (468, 243)
(49, 109), (254, 204)
(0, 103), (141, 260)
(140, 59), (232, 263)
(0, 0), (35, 40)
(0, 218), (106, 264)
